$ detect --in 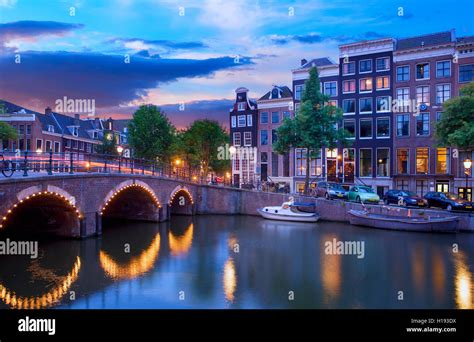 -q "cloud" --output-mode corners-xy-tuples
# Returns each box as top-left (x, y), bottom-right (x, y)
(0, 0), (16, 7)
(0, 21), (84, 52)
(0, 51), (252, 111)
(269, 31), (387, 45)
(110, 37), (207, 52)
